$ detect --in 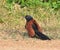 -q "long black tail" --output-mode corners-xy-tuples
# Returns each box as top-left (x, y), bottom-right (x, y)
(36, 32), (51, 40)
(32, 24), (51, 40)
